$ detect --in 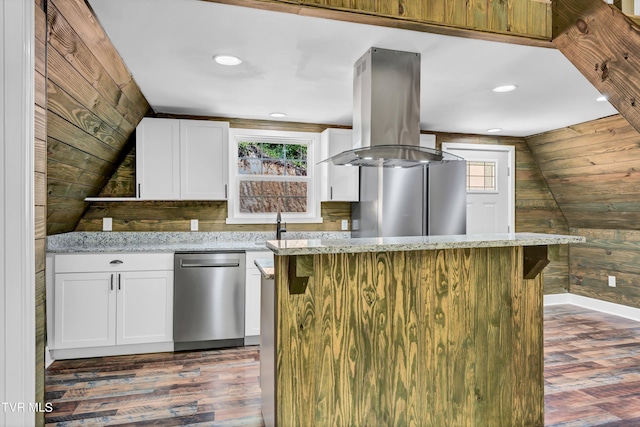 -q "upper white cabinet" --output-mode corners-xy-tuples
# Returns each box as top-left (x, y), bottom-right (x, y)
(136, 118), (229, 200)
(320, 128), (359, 202)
